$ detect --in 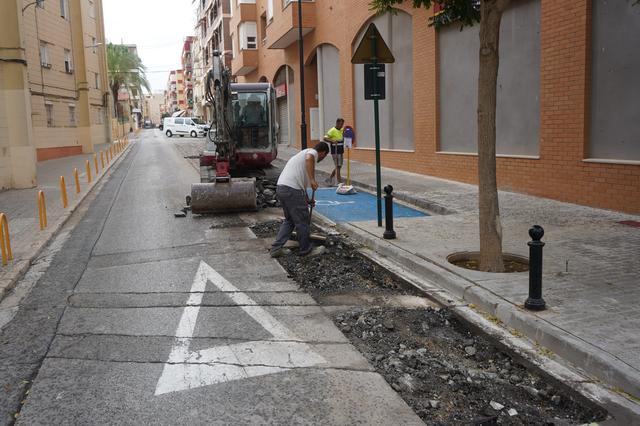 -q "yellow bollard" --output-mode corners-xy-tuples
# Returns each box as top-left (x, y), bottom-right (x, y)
(73, 168), (80, 194)
(0, 213), (13, 266)
(85, 160), (92, 184)
(100, 150), (105, 169)
(59, 176), (68, 208)
(37, 191), (47, 230)
(94, 154), (99, 175)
